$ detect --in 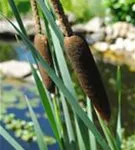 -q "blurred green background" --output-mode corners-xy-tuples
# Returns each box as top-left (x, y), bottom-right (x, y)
(0, 0), (135, 24)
